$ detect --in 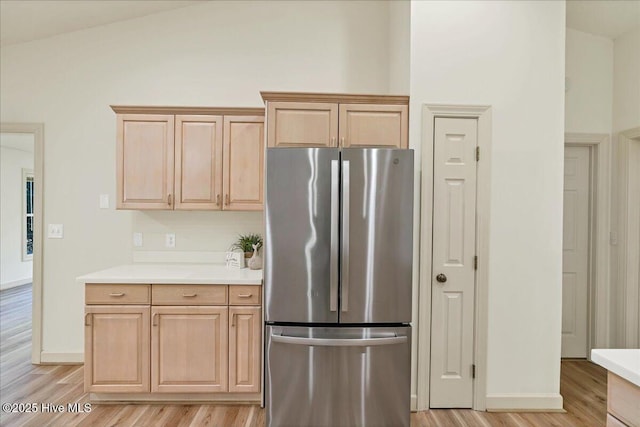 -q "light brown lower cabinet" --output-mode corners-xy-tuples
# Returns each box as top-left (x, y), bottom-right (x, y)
(84, 305), (150, 393)
(152, 306), (228, 393)
(84, 284), (261, 400)
(607, 372), (640, 427)
(229, 306), (261, 393)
